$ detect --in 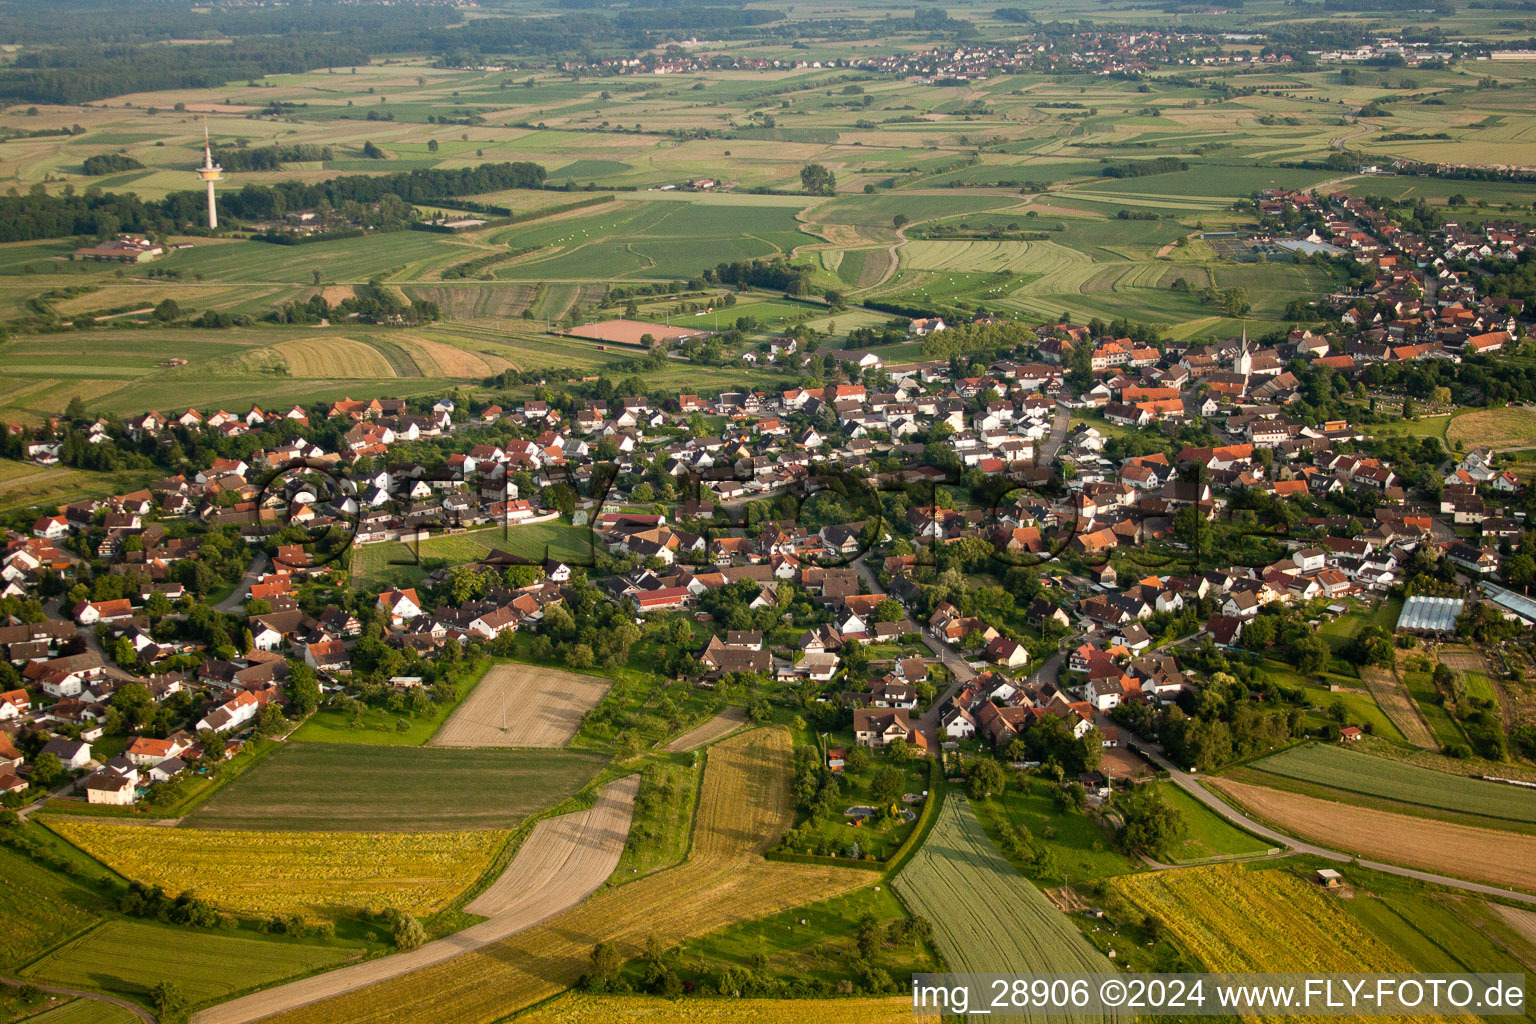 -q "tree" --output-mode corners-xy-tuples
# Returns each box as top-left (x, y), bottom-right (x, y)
(284, 661), (321, 717)
(153, 298), (181, 322)
(427, 139), (439, 153)
(1293, 634), (1330, 675)
(870, 765), (904, 807)
(873, 599), (904, 624)
(392, 912), (426, 950)
(1430, 386), (1452, 408)
(800, 163), (836, 195)
(582, 941), (622, 991)
(844, 745), (870, 774)
(965, 757), (1006, 799)
(31, 751), (63, 787)
(152, 981), (186, 1020)
(1114, 786), (1187, 857)
(893, 213), (909, 229)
